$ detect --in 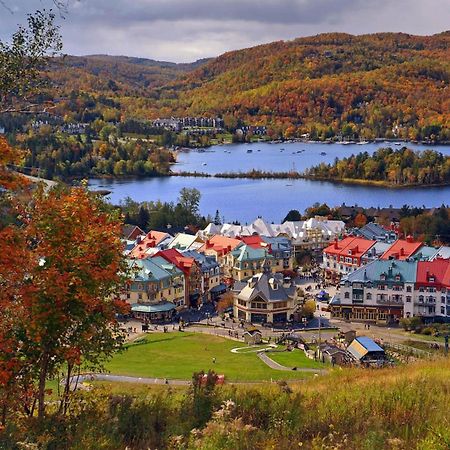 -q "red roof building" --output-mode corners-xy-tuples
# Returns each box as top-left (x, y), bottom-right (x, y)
(381, 236), (423, 261)
(129, 231), (172, 259)
(323, 236), (376, 278)
(239, 235), (266, 249)
(199, 235), (242, 259)
(415, 259), (450, 318)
